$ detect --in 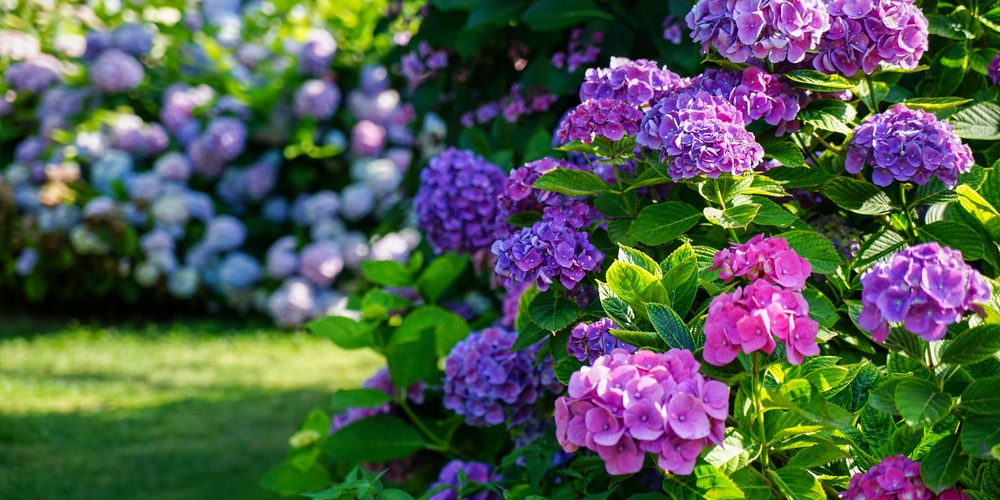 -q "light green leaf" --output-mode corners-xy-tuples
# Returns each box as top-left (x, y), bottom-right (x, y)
(703, 204), (760, 229)
(948, 101), (1000, 140)
(331, 389), (392, 413)
(784, 70), (855, 91)
(361, 260), (413, 287)
(821, 177), (896, 215)
(629, 202), (702, 246)
(646, 303), (696, 351)
(779, 230), (843, 274)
